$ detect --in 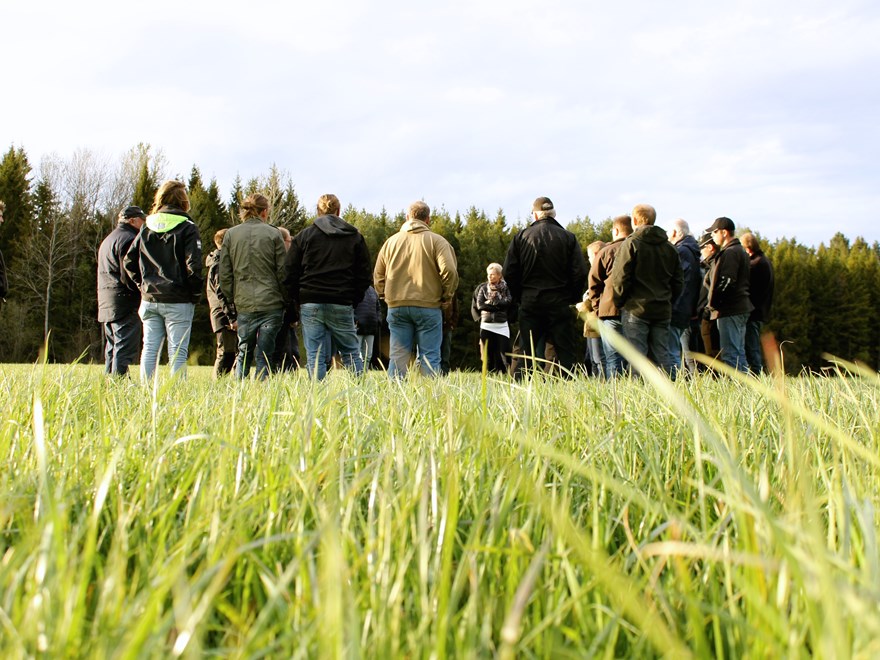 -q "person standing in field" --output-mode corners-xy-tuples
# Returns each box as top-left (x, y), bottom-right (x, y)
(220, 194), (287, 381)
(503, 196), (587, 375)
(576, 241), (606, 377)
(704, 217), (753, 372)
(355, 284), (381, 367)
(696, 232), (720, 361)
(471, 262), (514, 374)
(206, 228), (238, 379)
(667, 218), (702, 376)
(123, 180), (202, 380)
(273, 226), (301, 372)
(0, 201), (8, 316)
(97, 205), (146, 376)
(587, 215), (633, 377)
(285, 194), (372, 380)
(740, 231), (774, 374)
(374, 200), (459, 378)
(609, 204), (683, 375)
